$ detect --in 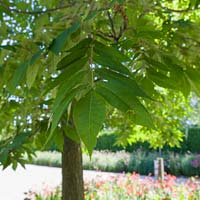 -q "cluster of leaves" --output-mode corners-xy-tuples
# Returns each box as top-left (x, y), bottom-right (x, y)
(0, 132), (34, 169)
(106, 89), (191, 148)
(0, 0), (200, 167)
